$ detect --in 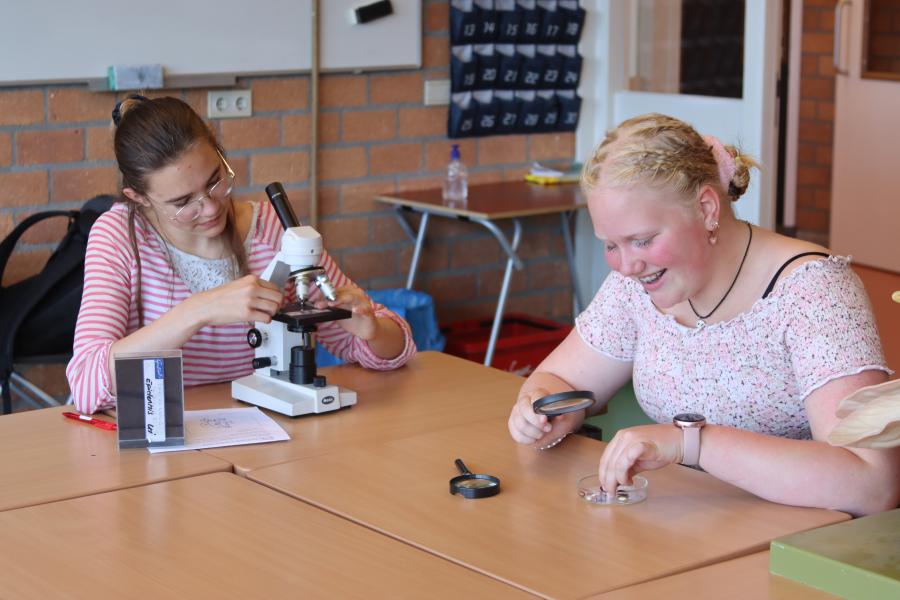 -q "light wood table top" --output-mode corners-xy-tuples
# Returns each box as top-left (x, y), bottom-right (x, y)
(248, 419), (848, 600)
(0, 473), (535, 599)
(586, 551), (839, 599)
(0, 405), (230, 512)
(192, 351), (523, 474)
(374, 180), (585, 220)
